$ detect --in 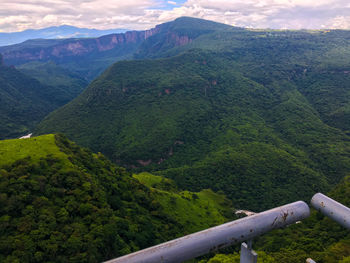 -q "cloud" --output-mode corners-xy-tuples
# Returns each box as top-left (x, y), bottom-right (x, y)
(156, 0), (350, 29)
(0, 0), (350, 32)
